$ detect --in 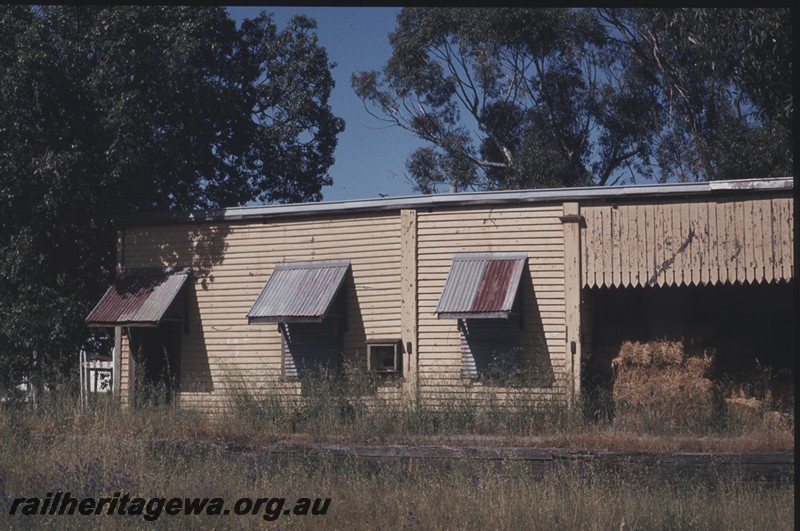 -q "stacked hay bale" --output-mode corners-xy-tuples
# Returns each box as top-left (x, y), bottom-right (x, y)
(611, 340), (721, 431)
(722, 373), (794, 430)
(724, 393), (764, 425)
